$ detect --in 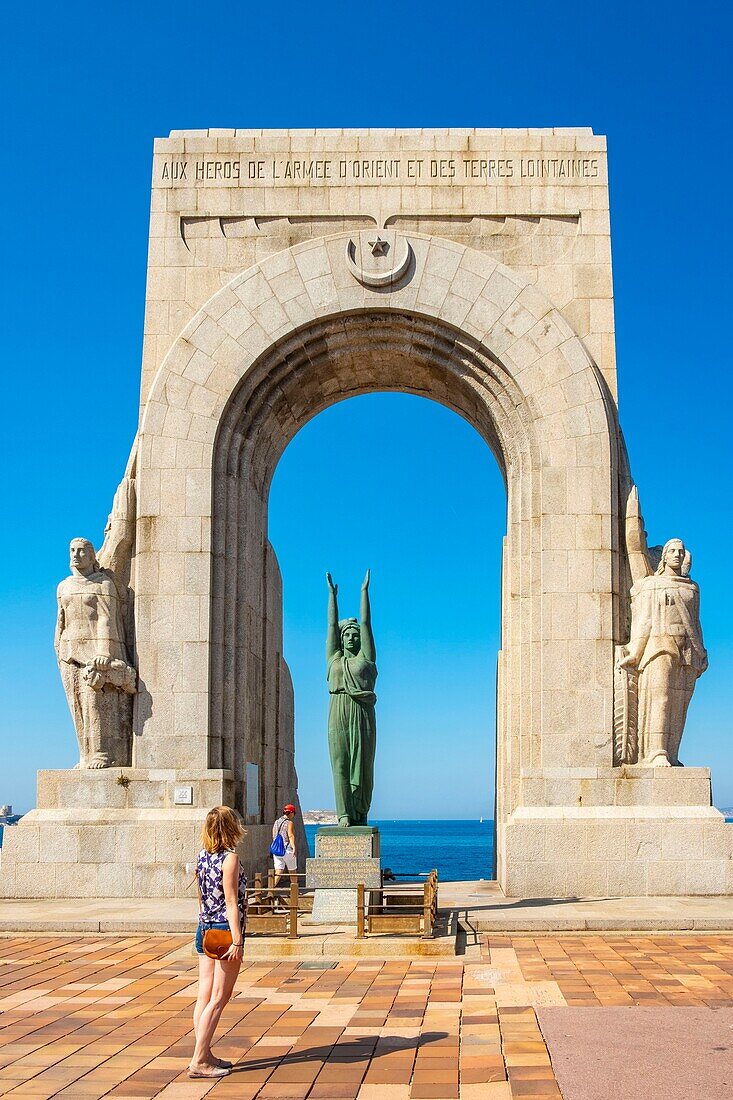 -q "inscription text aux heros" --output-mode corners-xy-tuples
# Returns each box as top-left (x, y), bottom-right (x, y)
(160, 159), (244, 181)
